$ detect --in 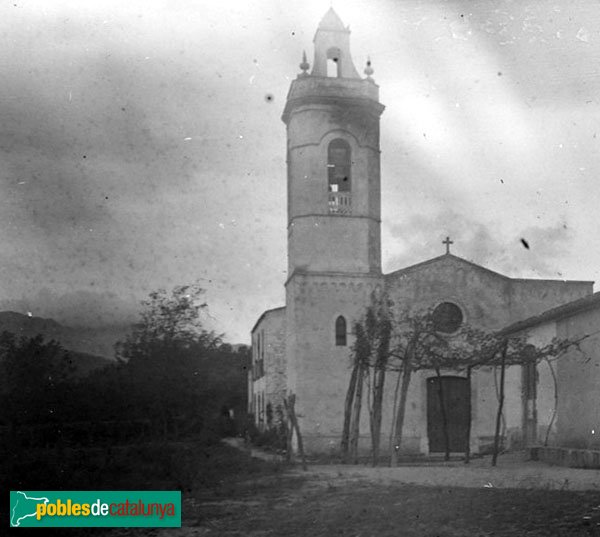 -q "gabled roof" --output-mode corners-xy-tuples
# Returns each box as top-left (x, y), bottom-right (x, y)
(385, 253), (511, 281)
(251, 306), (285, 334)
(499, 291), (600, 336)
(385, 253), (593, 286)
(317, 7), (347, 31)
